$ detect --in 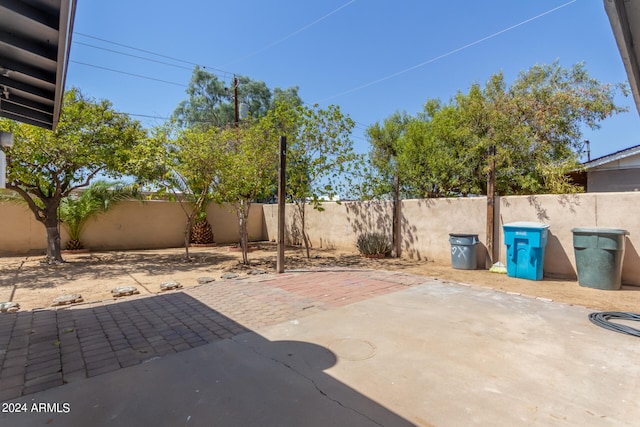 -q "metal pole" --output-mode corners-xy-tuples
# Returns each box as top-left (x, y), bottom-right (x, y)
(277, 136), (286, 273)
(486, 145), (497, 267)
(393, 174), (401, 257)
